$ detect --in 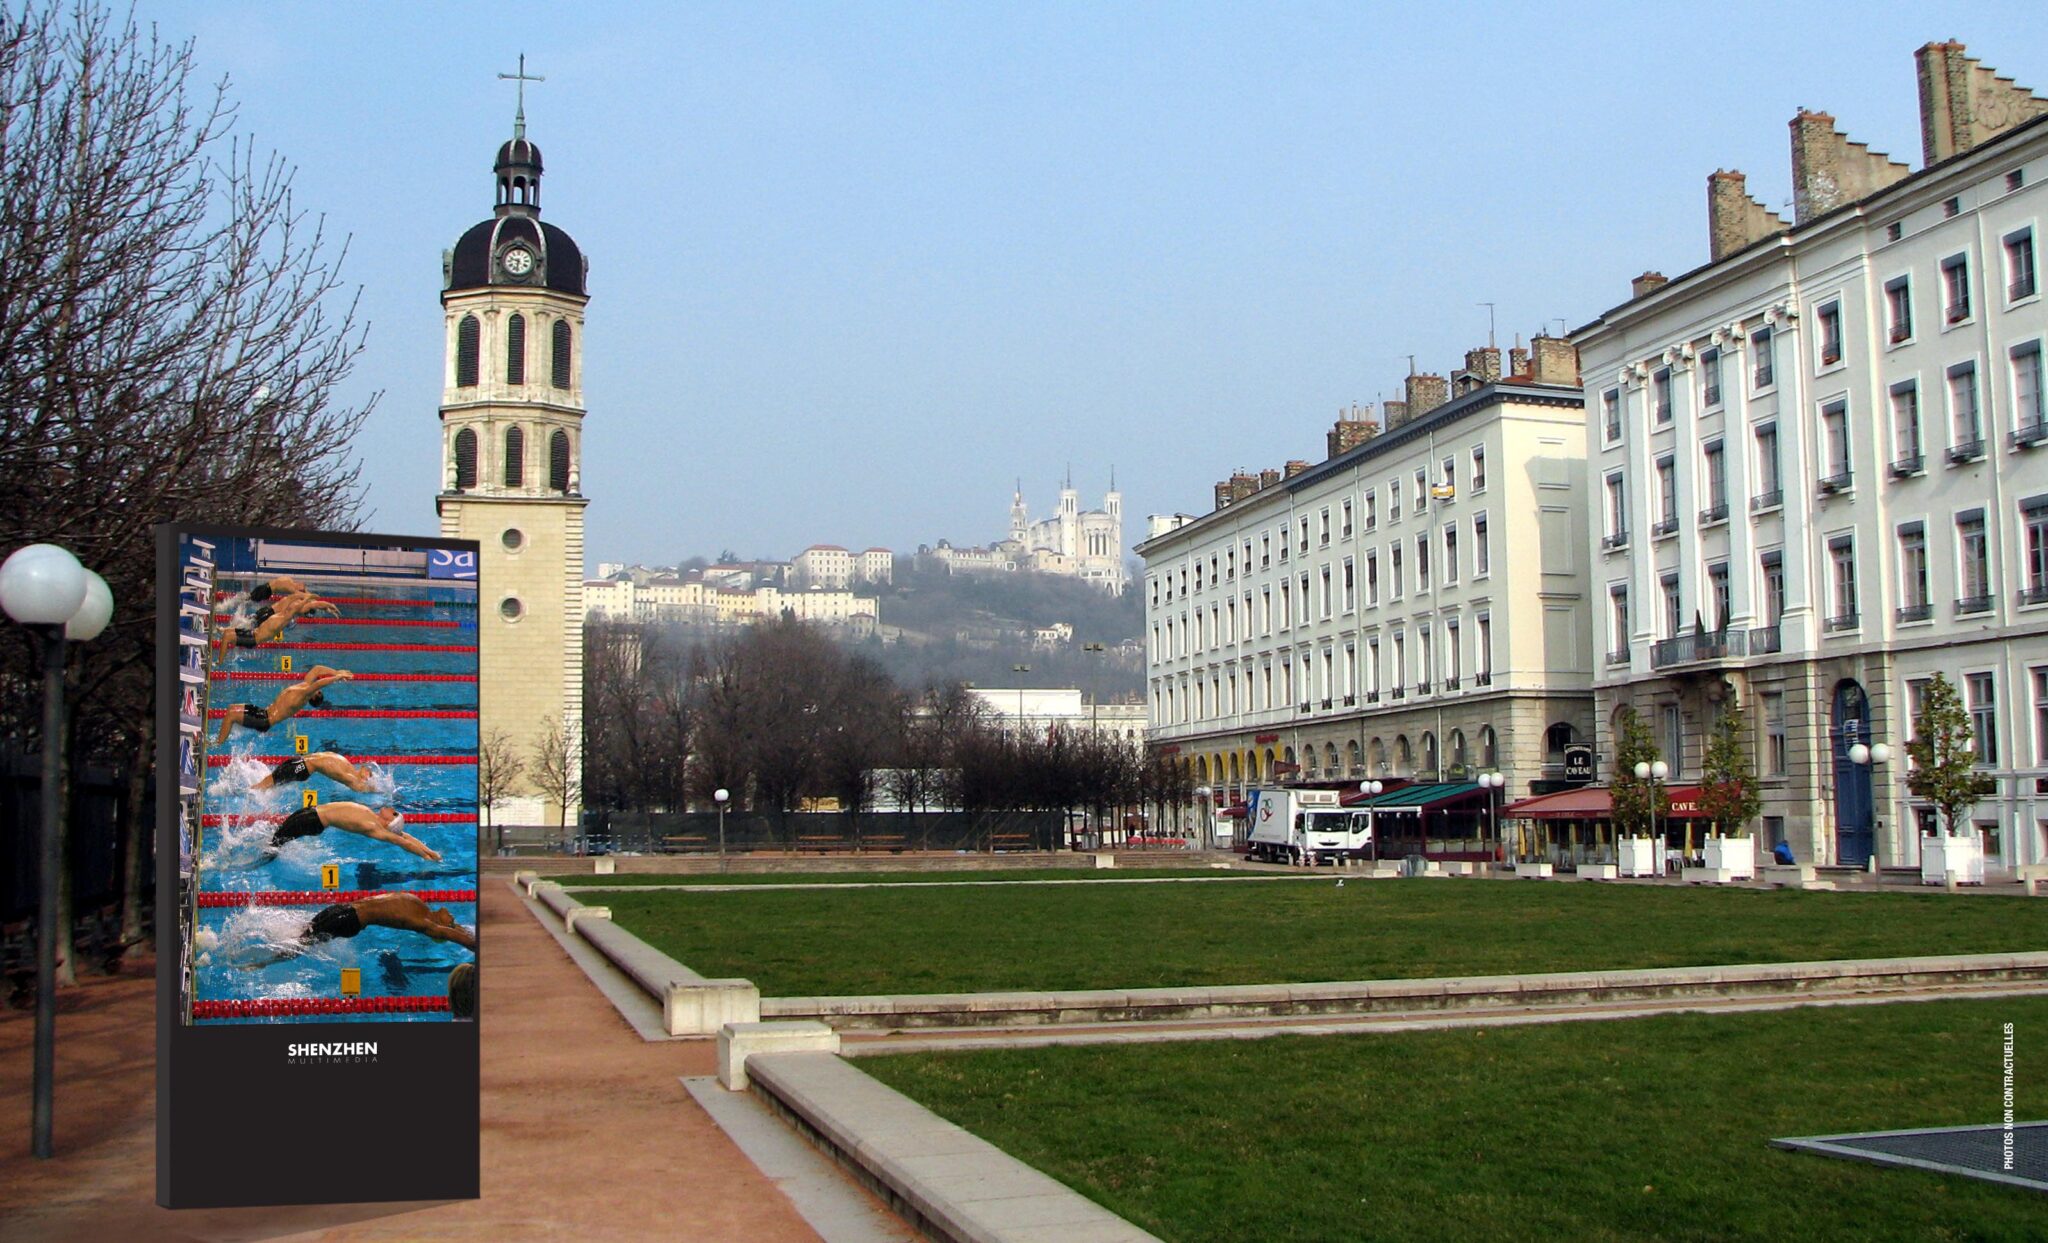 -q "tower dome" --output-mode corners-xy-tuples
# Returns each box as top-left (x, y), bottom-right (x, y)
(444, 123), (585, 296)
